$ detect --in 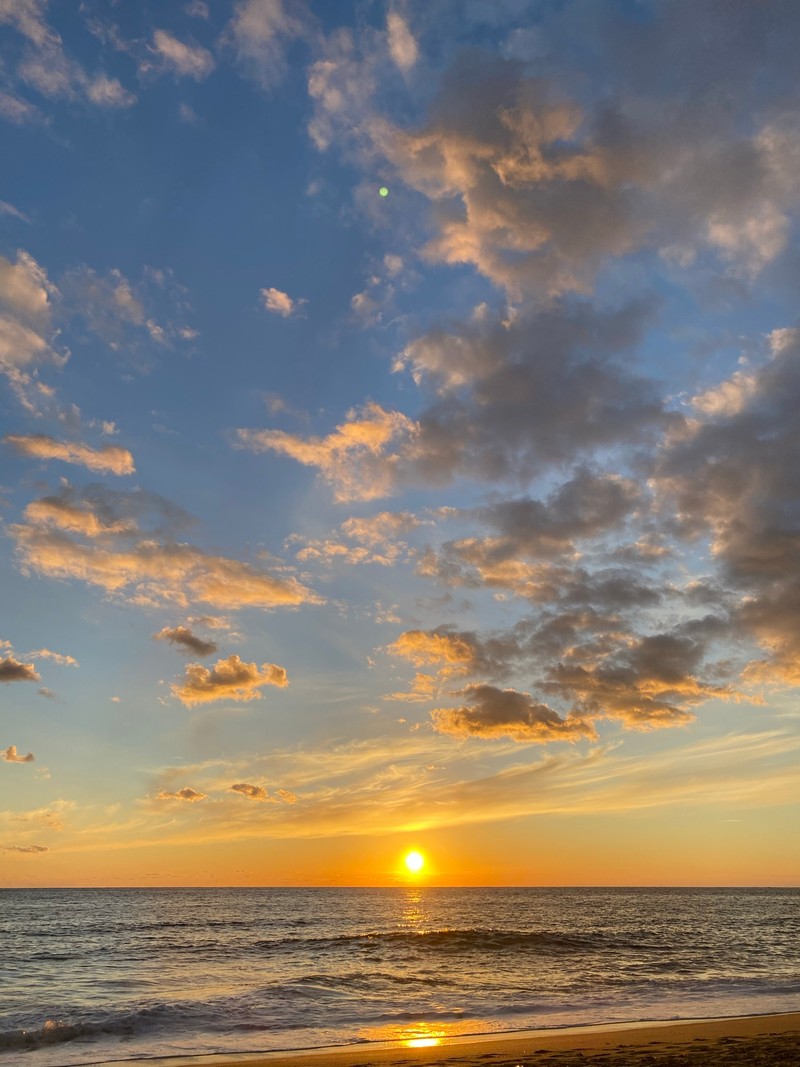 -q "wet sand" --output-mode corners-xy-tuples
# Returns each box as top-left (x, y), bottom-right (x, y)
(107, 1012), (800, 1067)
